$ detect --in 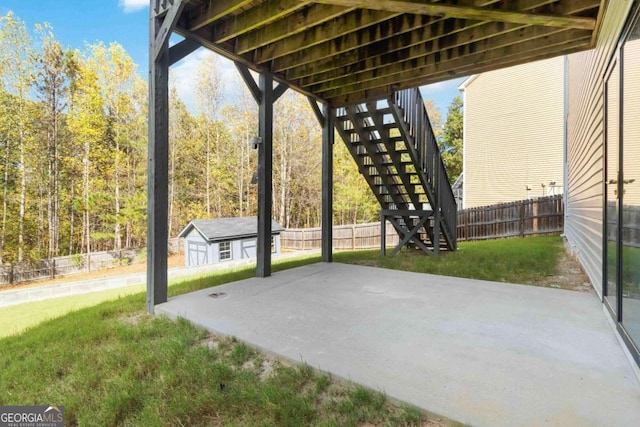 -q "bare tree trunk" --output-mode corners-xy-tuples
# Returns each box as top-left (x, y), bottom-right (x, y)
(69, 177), (74, 254)
(238, 136), (244, 217)
(114, 133), (121, 250)
(83, 141), (90, 255)
(215, 128), (222, 217)
(1, 140), (10, 264)
(206, 129), (211, 216)
(18, 137), (25, 262)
